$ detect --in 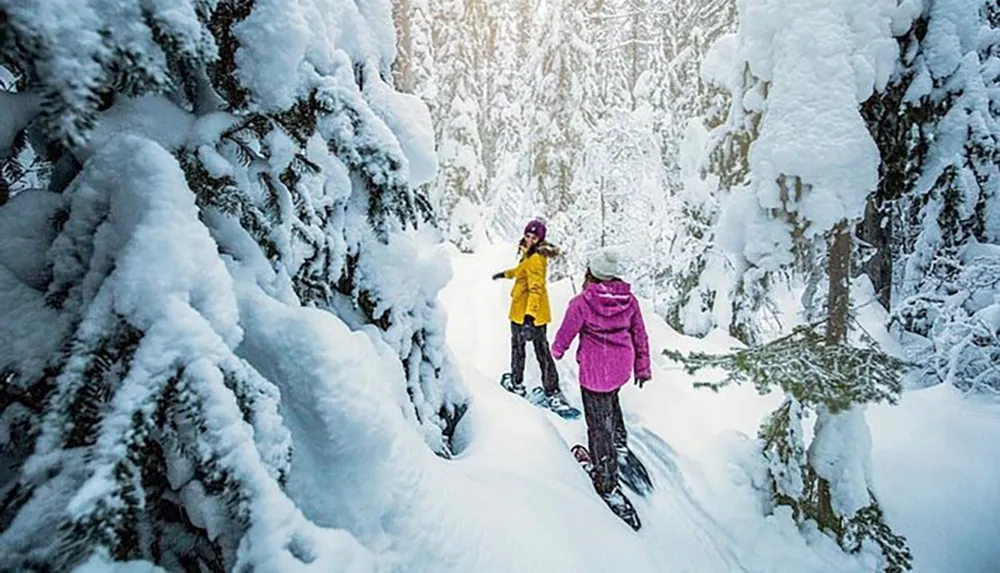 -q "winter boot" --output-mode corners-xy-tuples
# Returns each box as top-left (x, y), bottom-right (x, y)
(573, 444), (641, 530)
(527, 387), (581, 419)
(614, 439), (629, 459)
(616, 444), (653, 497)
(545, 391), (577, 417)
(599, 486), (642, 531)
(500, 373), (526, 397)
